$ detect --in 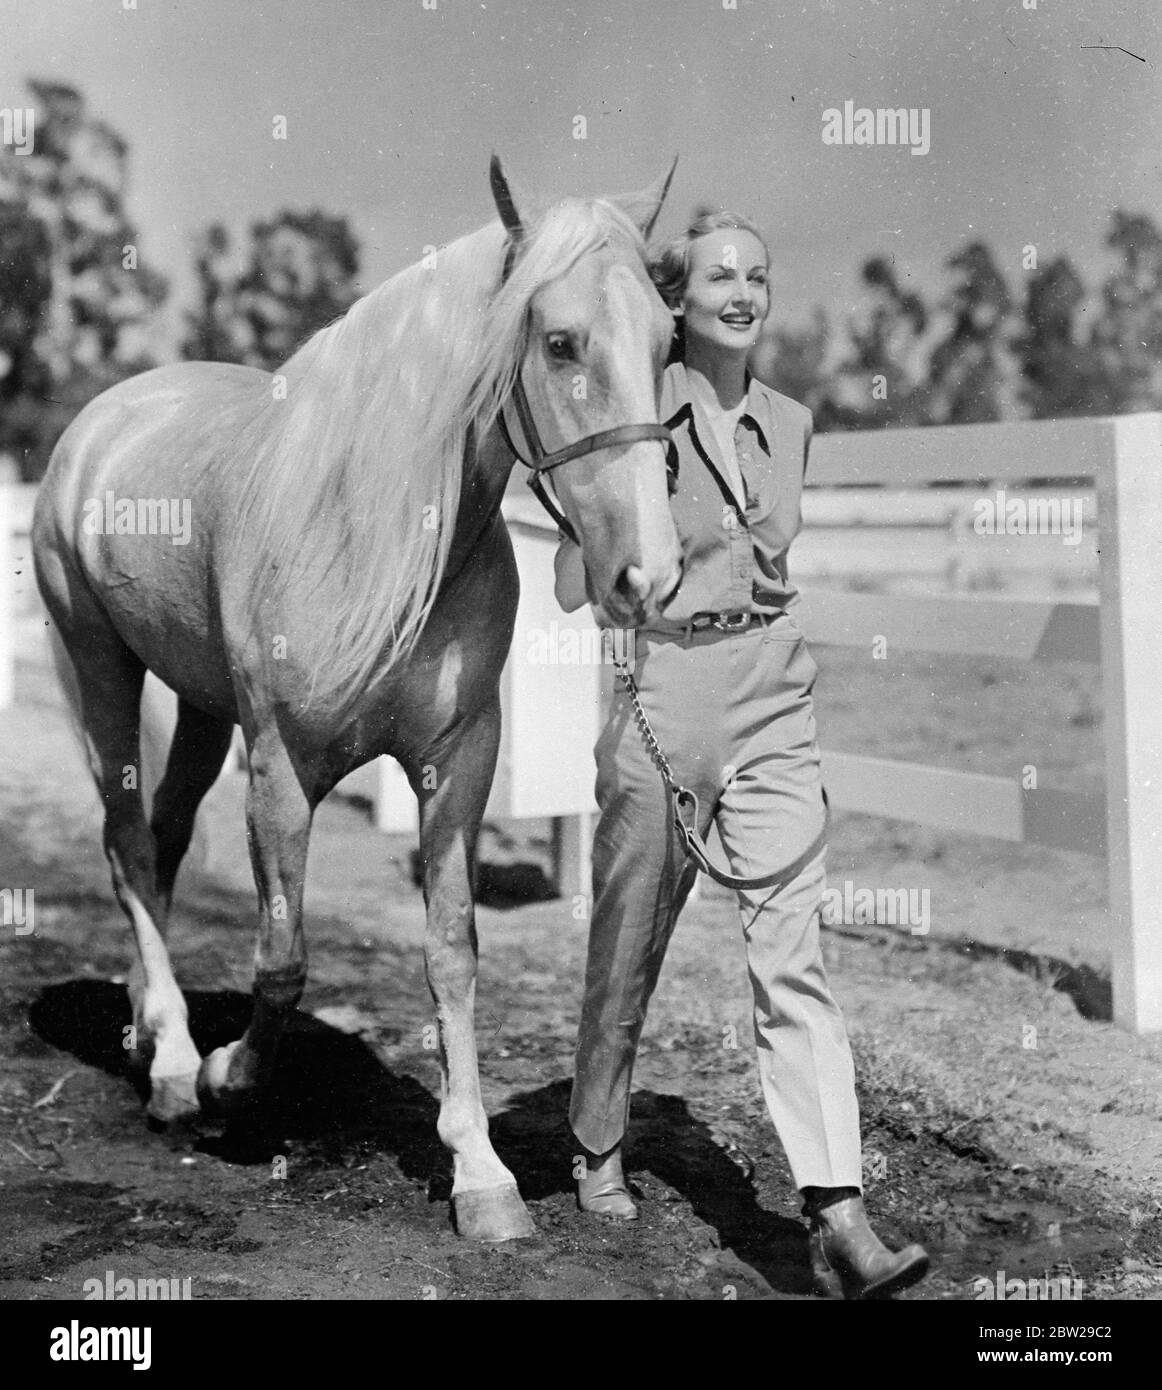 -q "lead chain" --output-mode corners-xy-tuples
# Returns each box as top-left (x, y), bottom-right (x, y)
(611, 655), (679, 796)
